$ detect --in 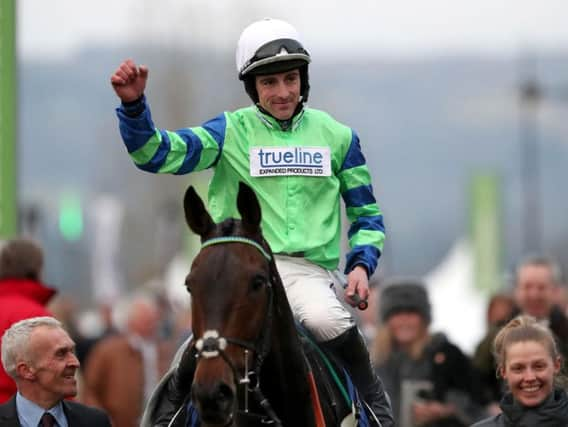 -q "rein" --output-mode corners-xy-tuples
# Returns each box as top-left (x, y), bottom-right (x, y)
(193, 235), (281, 426)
